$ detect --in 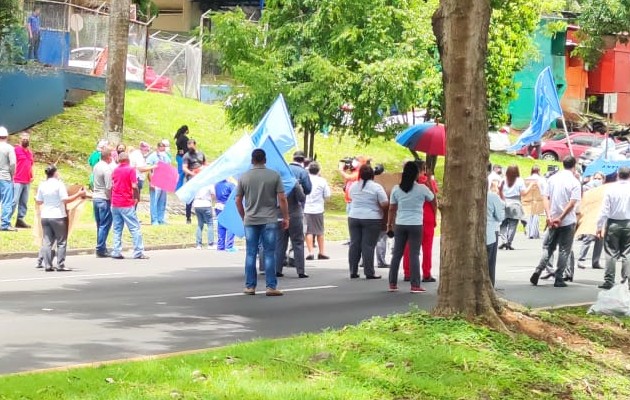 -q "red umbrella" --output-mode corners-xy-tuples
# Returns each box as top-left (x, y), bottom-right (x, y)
(395, 123), (446, 156)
